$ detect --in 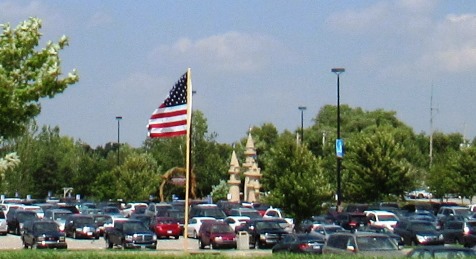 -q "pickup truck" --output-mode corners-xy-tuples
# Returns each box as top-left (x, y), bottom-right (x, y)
(104, 219), (157, 249)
